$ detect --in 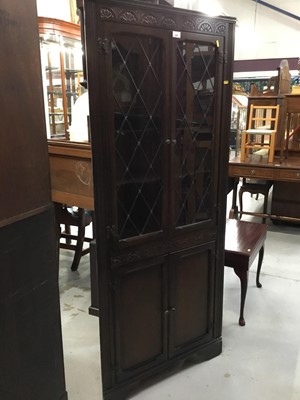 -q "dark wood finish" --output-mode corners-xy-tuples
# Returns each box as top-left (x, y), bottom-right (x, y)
(0, 0), (67, 399)
(271, 181), (300, 222)
(0, 210), (67, 400)
(228, 156), (300, 222)
(0, 12), (52, 228)
(283, 94), (300, 158)
(54, 204), (93, 270)
(79, 0), (236, 398)
(89, 240), (99, 316)
(225, 219), (267, 326)
(239, 179), (273, 224)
